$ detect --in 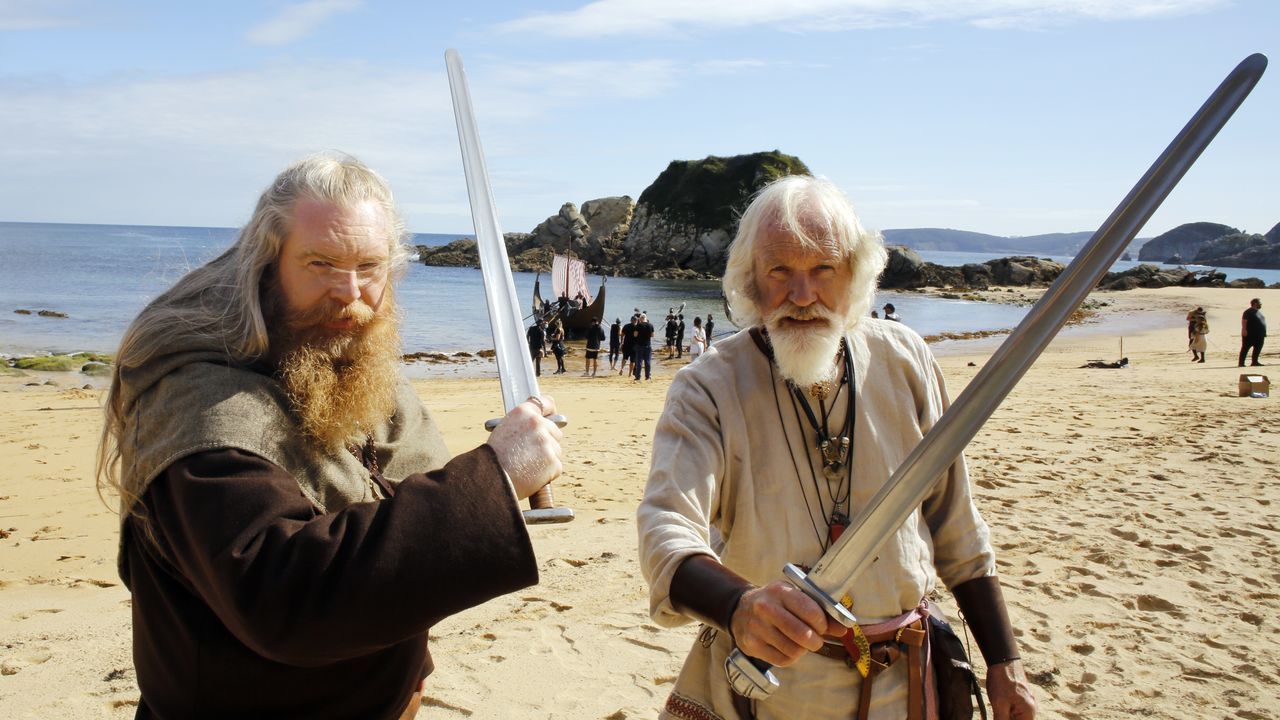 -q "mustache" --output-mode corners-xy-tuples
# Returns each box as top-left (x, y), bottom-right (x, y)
(764, 302), (836, 326)
(286, 298), (377, 330)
